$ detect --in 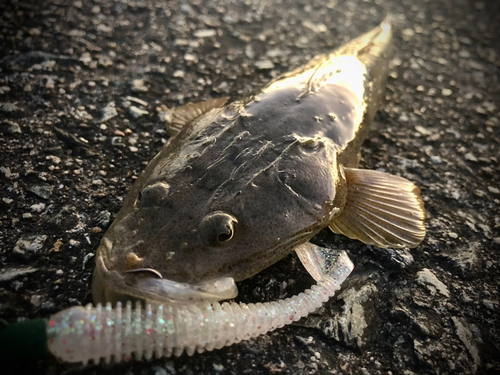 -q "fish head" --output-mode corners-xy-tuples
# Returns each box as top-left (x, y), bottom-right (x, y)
(92, 174), (243, 305)
(92, 108), (345, 305)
